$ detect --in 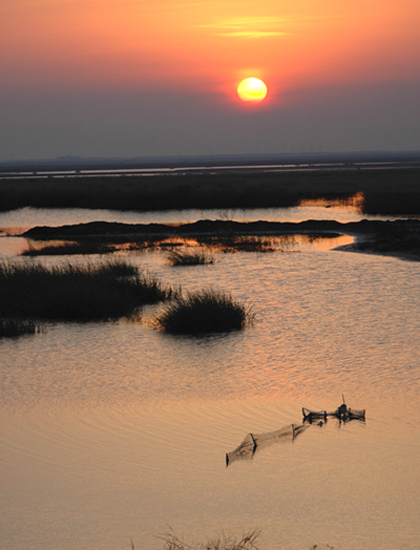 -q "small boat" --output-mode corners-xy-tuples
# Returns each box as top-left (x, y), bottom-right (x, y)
(336, 406), (366, 421)
(302, 407), (366, 422)
(302, 396), (366, 423)
(302, 407), (328, 421)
